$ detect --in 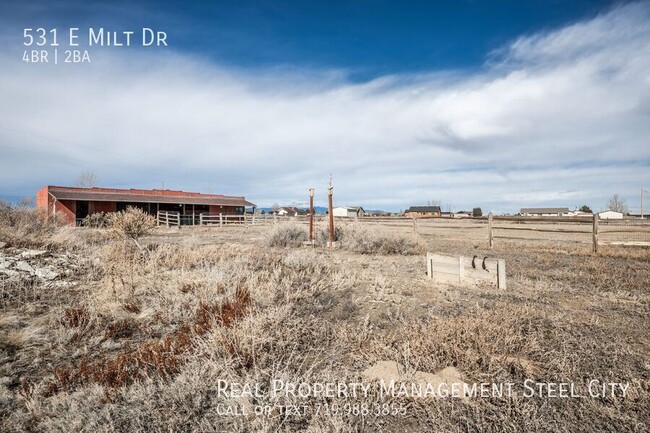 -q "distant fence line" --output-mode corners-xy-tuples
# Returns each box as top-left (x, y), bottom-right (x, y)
(156, 211), (650, 251)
